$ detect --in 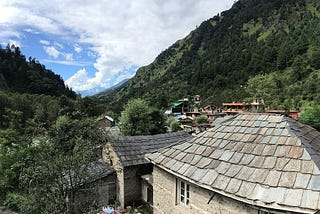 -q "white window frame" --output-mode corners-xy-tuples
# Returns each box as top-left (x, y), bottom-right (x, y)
(177, 178), (190, 205)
